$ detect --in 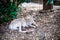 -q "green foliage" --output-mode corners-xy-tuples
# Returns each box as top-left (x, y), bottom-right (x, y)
(0, 0), (17, 23)
(9, 12), (17, 18)
(9, 3), (17, 18)
(2, 16), (10, 22)
(18, 0), (31, 5)
(0, 0), (31, 24)
(46, 0), (54, 5)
